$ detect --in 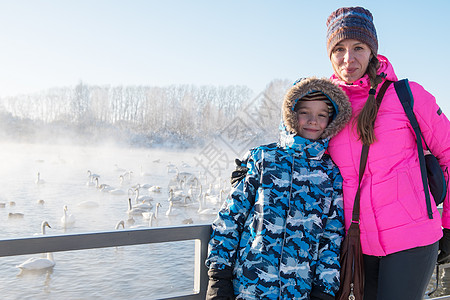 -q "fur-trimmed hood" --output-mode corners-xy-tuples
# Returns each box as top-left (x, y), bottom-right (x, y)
(282, 77), (351, 139)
